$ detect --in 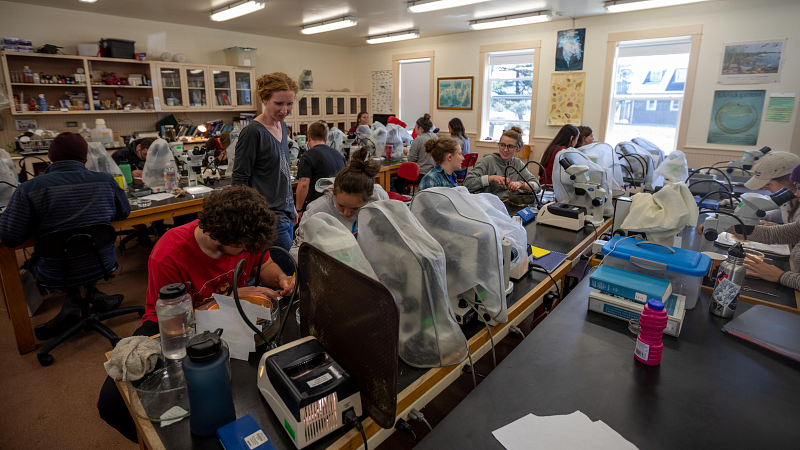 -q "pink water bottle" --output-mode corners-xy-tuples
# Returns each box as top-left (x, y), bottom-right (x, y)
(634, 299), (668, 366)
